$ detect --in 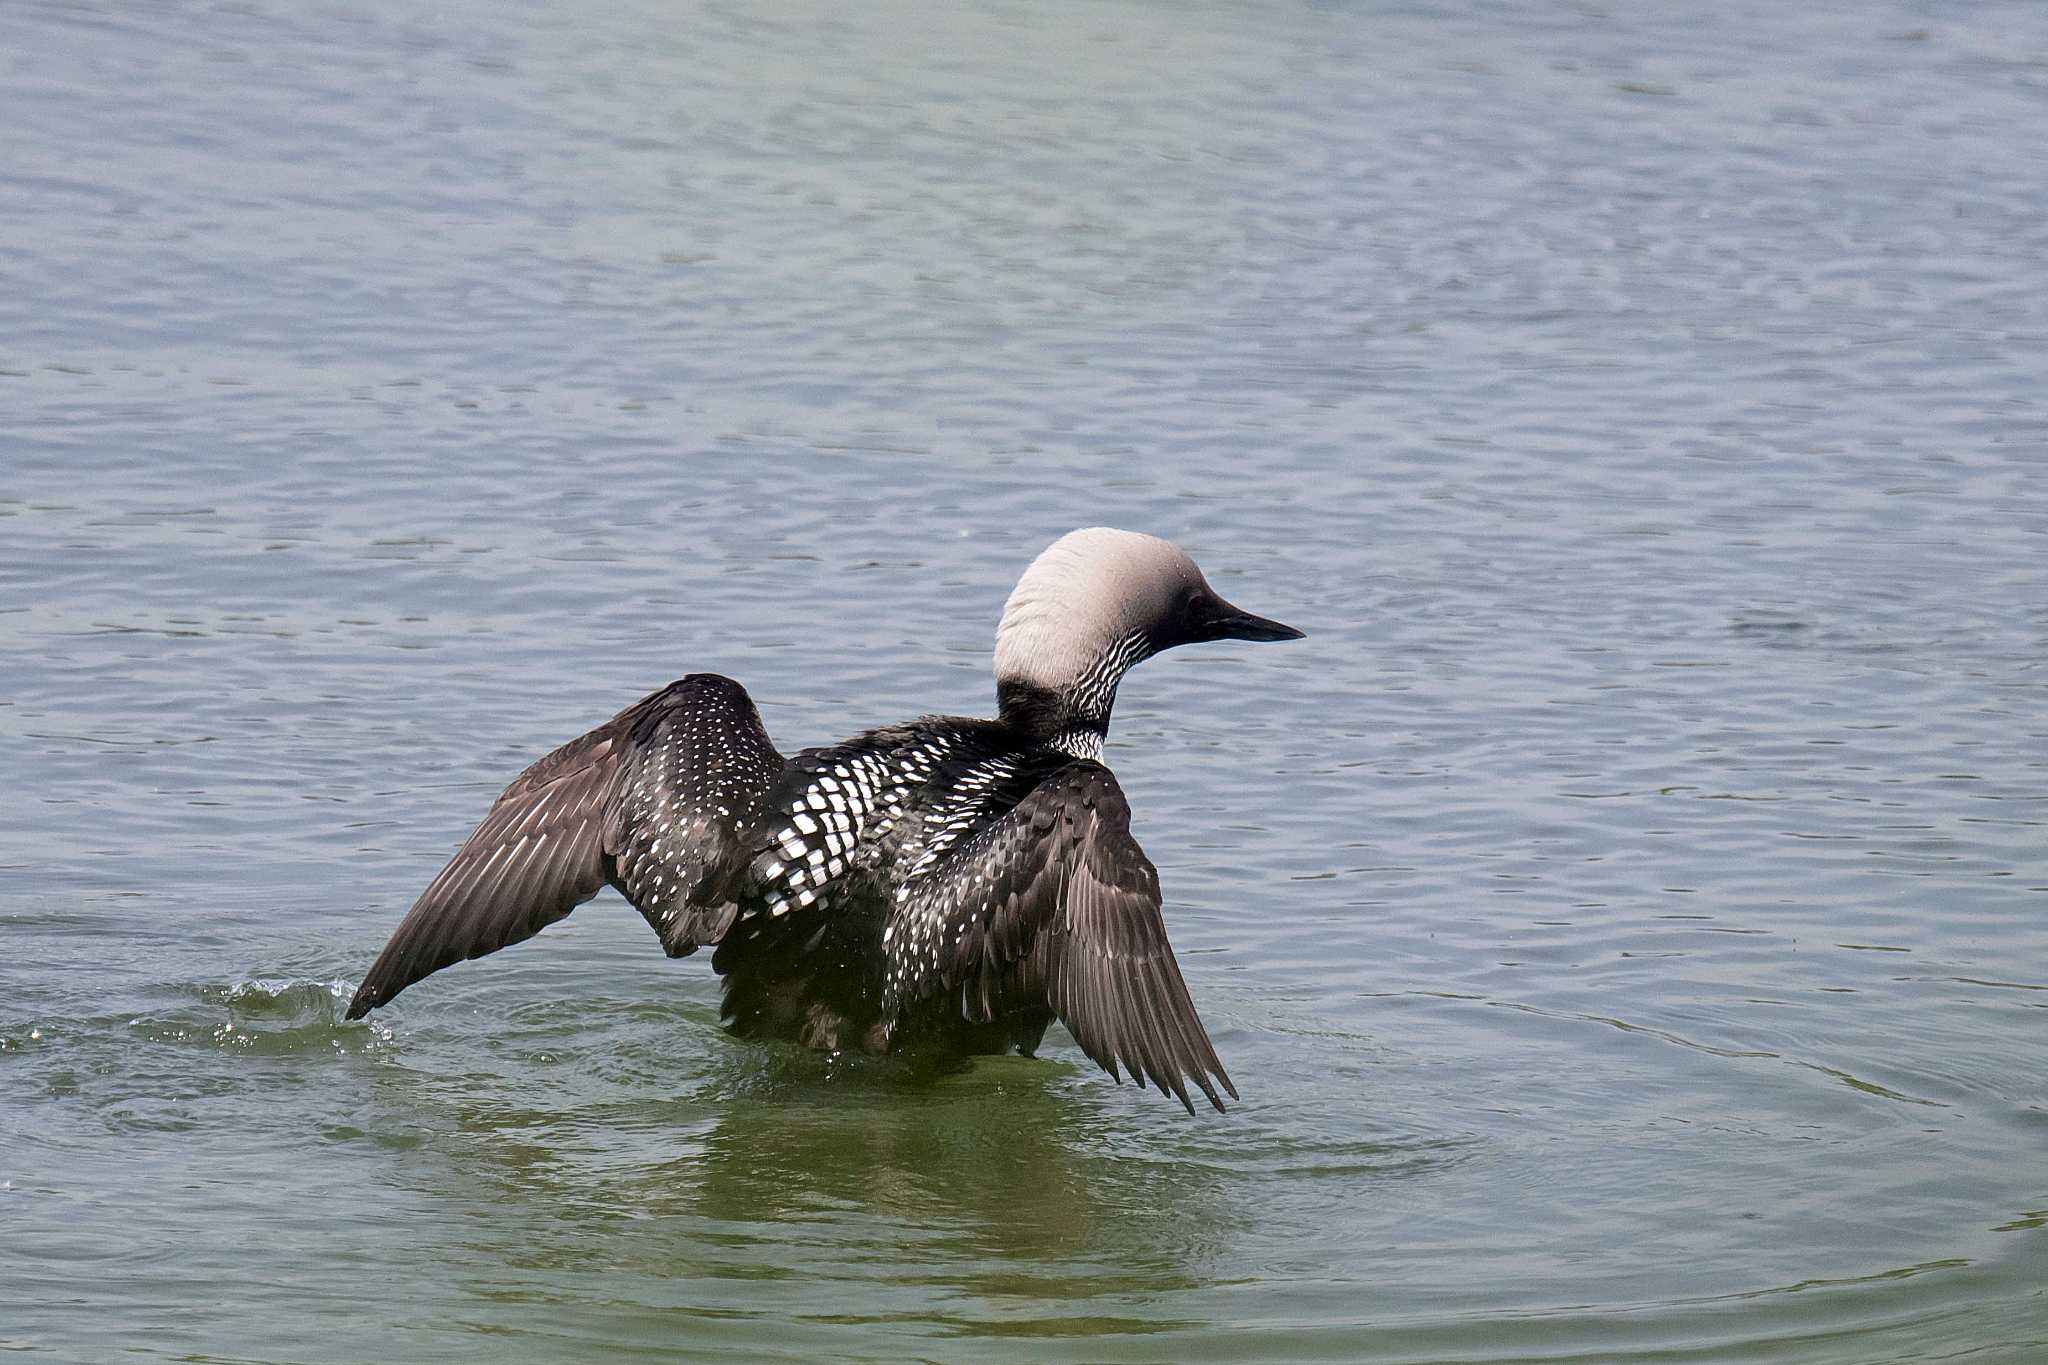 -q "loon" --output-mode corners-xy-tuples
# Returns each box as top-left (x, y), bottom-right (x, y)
(345, 528), (1302, 1113)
